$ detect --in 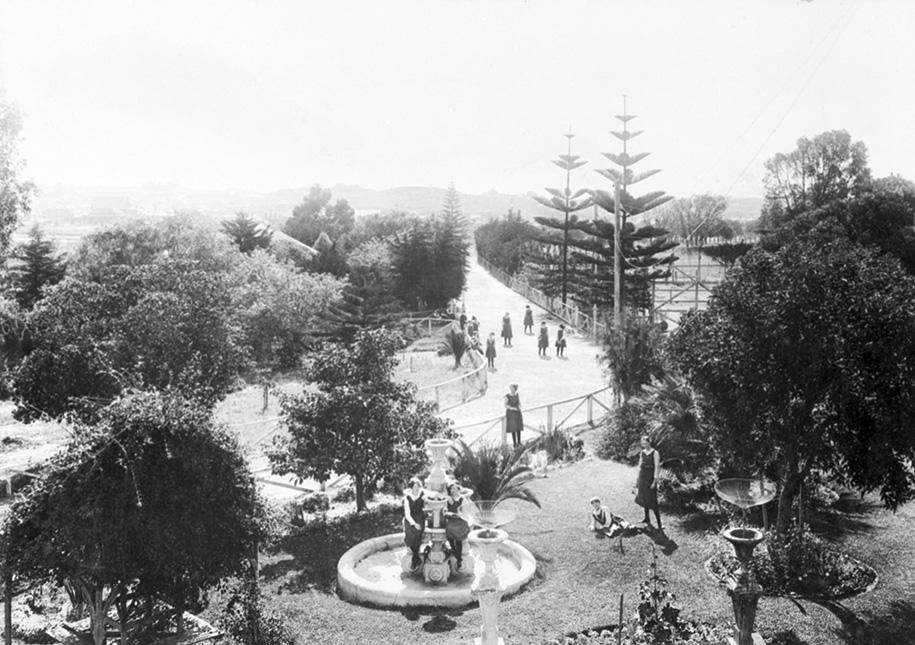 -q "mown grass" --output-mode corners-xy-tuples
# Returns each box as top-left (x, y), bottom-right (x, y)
(232, 441), (915, 645)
